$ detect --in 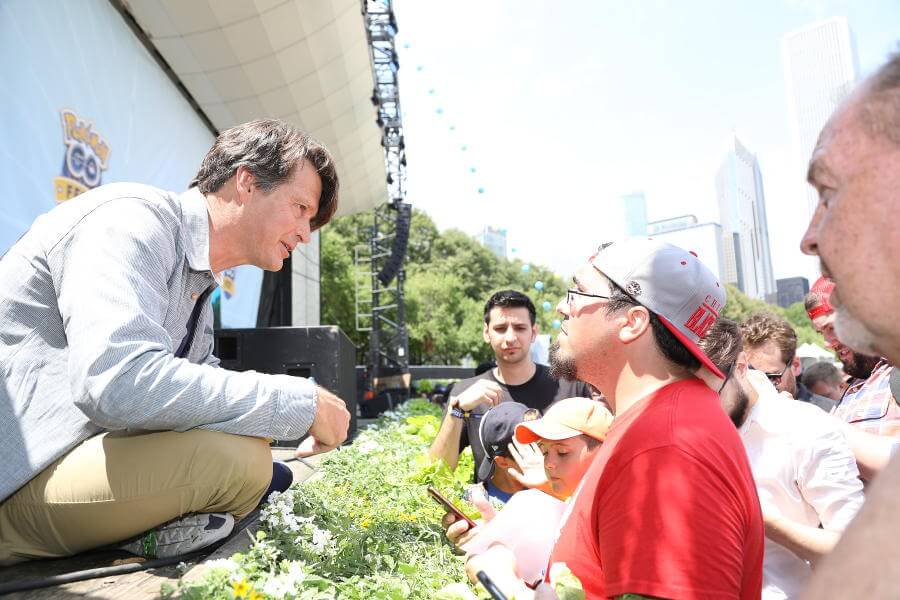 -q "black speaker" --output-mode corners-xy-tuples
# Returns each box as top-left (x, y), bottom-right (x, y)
(214, 326), (357, 443)
(377, 202), (411, 286)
